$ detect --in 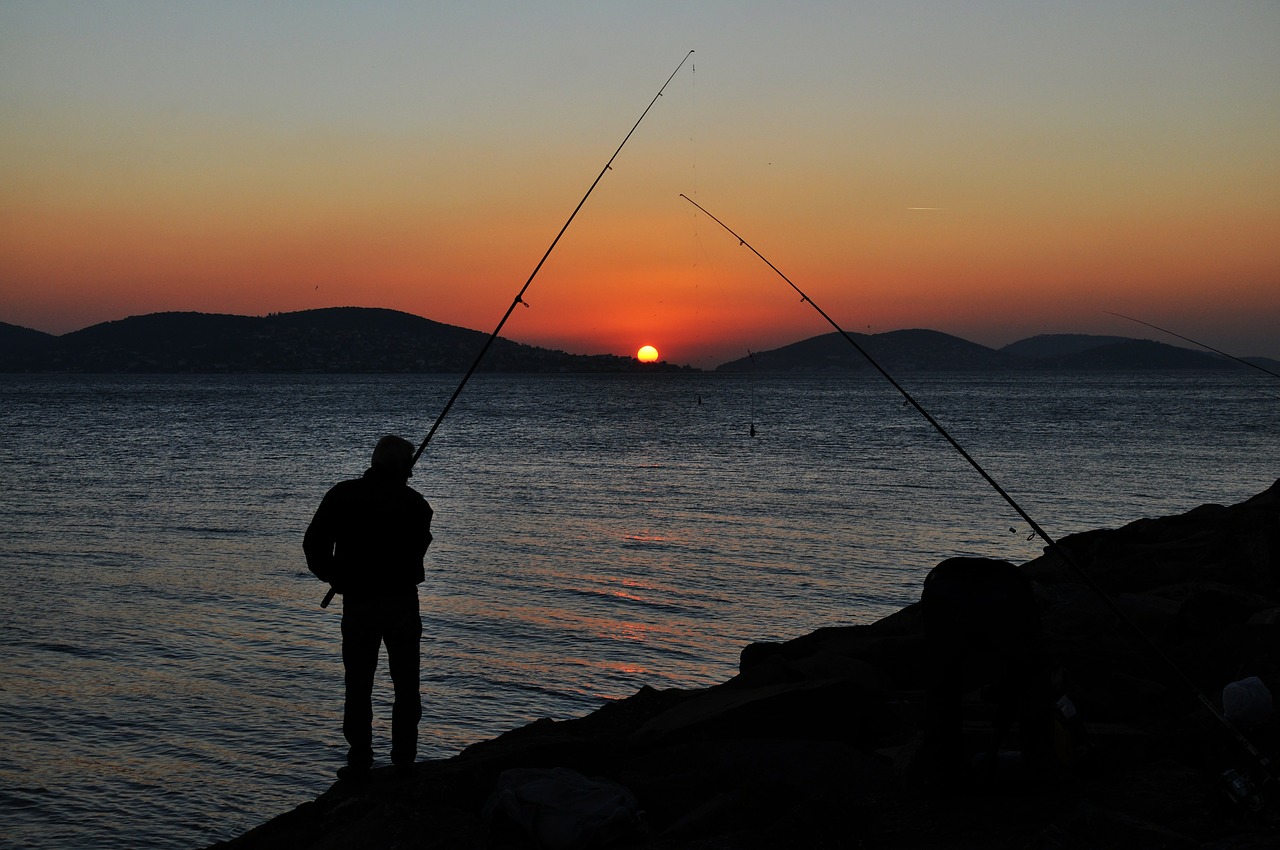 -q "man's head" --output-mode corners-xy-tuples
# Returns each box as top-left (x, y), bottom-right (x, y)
(371, 435), (415, 478)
